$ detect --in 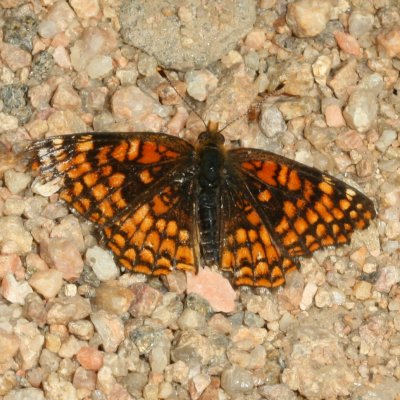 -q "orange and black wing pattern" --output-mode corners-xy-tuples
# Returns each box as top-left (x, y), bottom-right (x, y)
(222, 147), (376, 287)
(219, 178), (299, 287)
(28, 132), (198, 275)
